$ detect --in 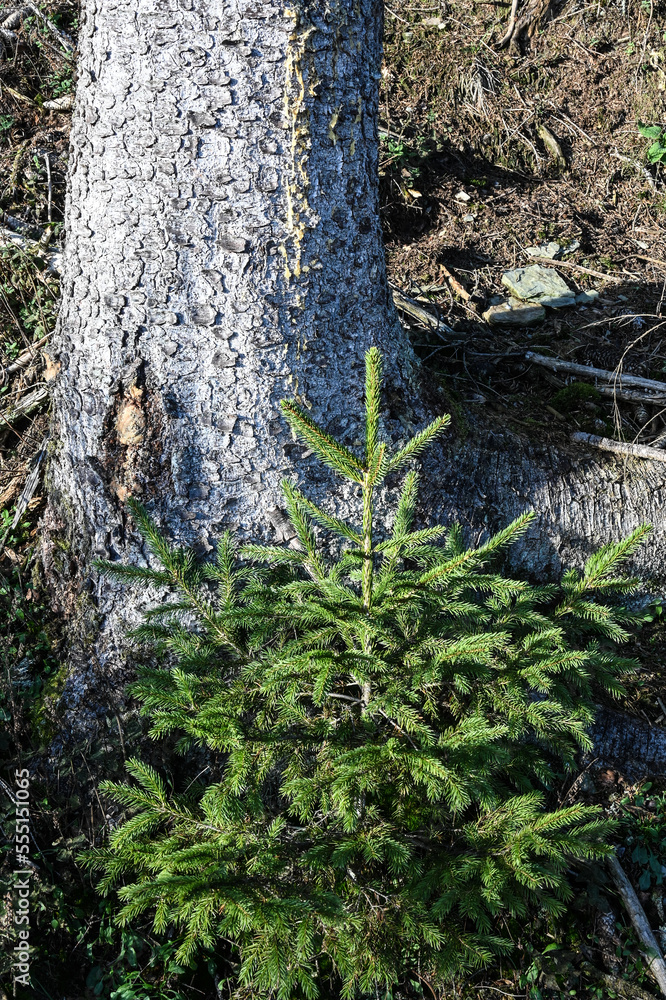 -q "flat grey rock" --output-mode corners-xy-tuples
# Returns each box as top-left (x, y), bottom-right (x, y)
(575, 289), (600, 304)
(483, 297), (546, 326)
(524, 241), (562, 259)
(524, 239), (581, 260)
(502, 264), (576, 307)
